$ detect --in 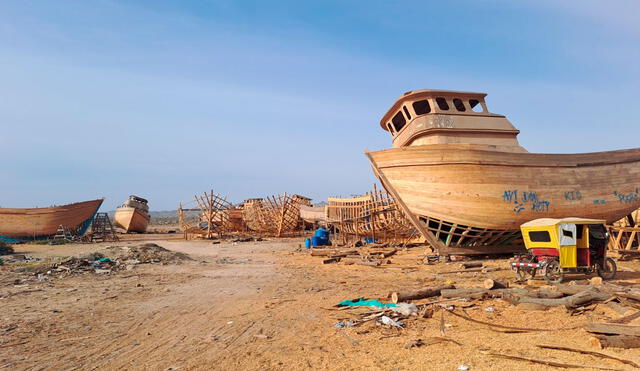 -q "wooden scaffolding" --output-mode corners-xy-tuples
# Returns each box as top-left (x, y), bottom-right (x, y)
(241, 193), (308, 237)
(325, 184), (419, 245)
(178, 190), (234, 239)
